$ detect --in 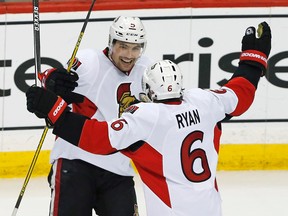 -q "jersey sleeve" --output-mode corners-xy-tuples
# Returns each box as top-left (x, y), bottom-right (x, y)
(66, 49), (100, 96)
(206, 63), (259, 118)
(64, 49), (99, 117)
(77, 103), (157, 154)
(223, 77), (256, 116)
(72, 96), (97, 118)
(66, 49), (98, 76)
